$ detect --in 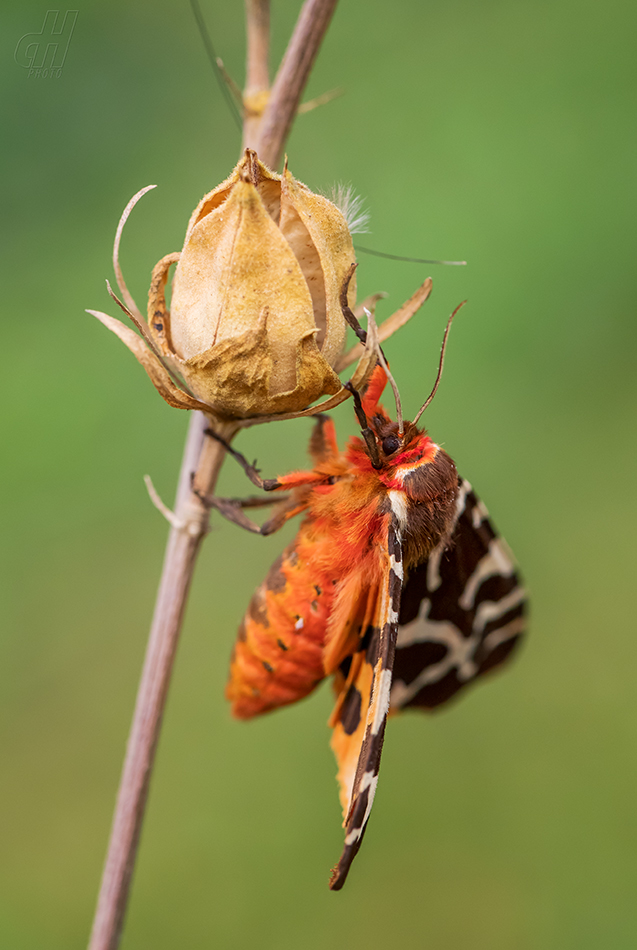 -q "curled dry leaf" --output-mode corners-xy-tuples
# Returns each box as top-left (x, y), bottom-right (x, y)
(87, 310), (210, 412)
(337, 277), (433, 372)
